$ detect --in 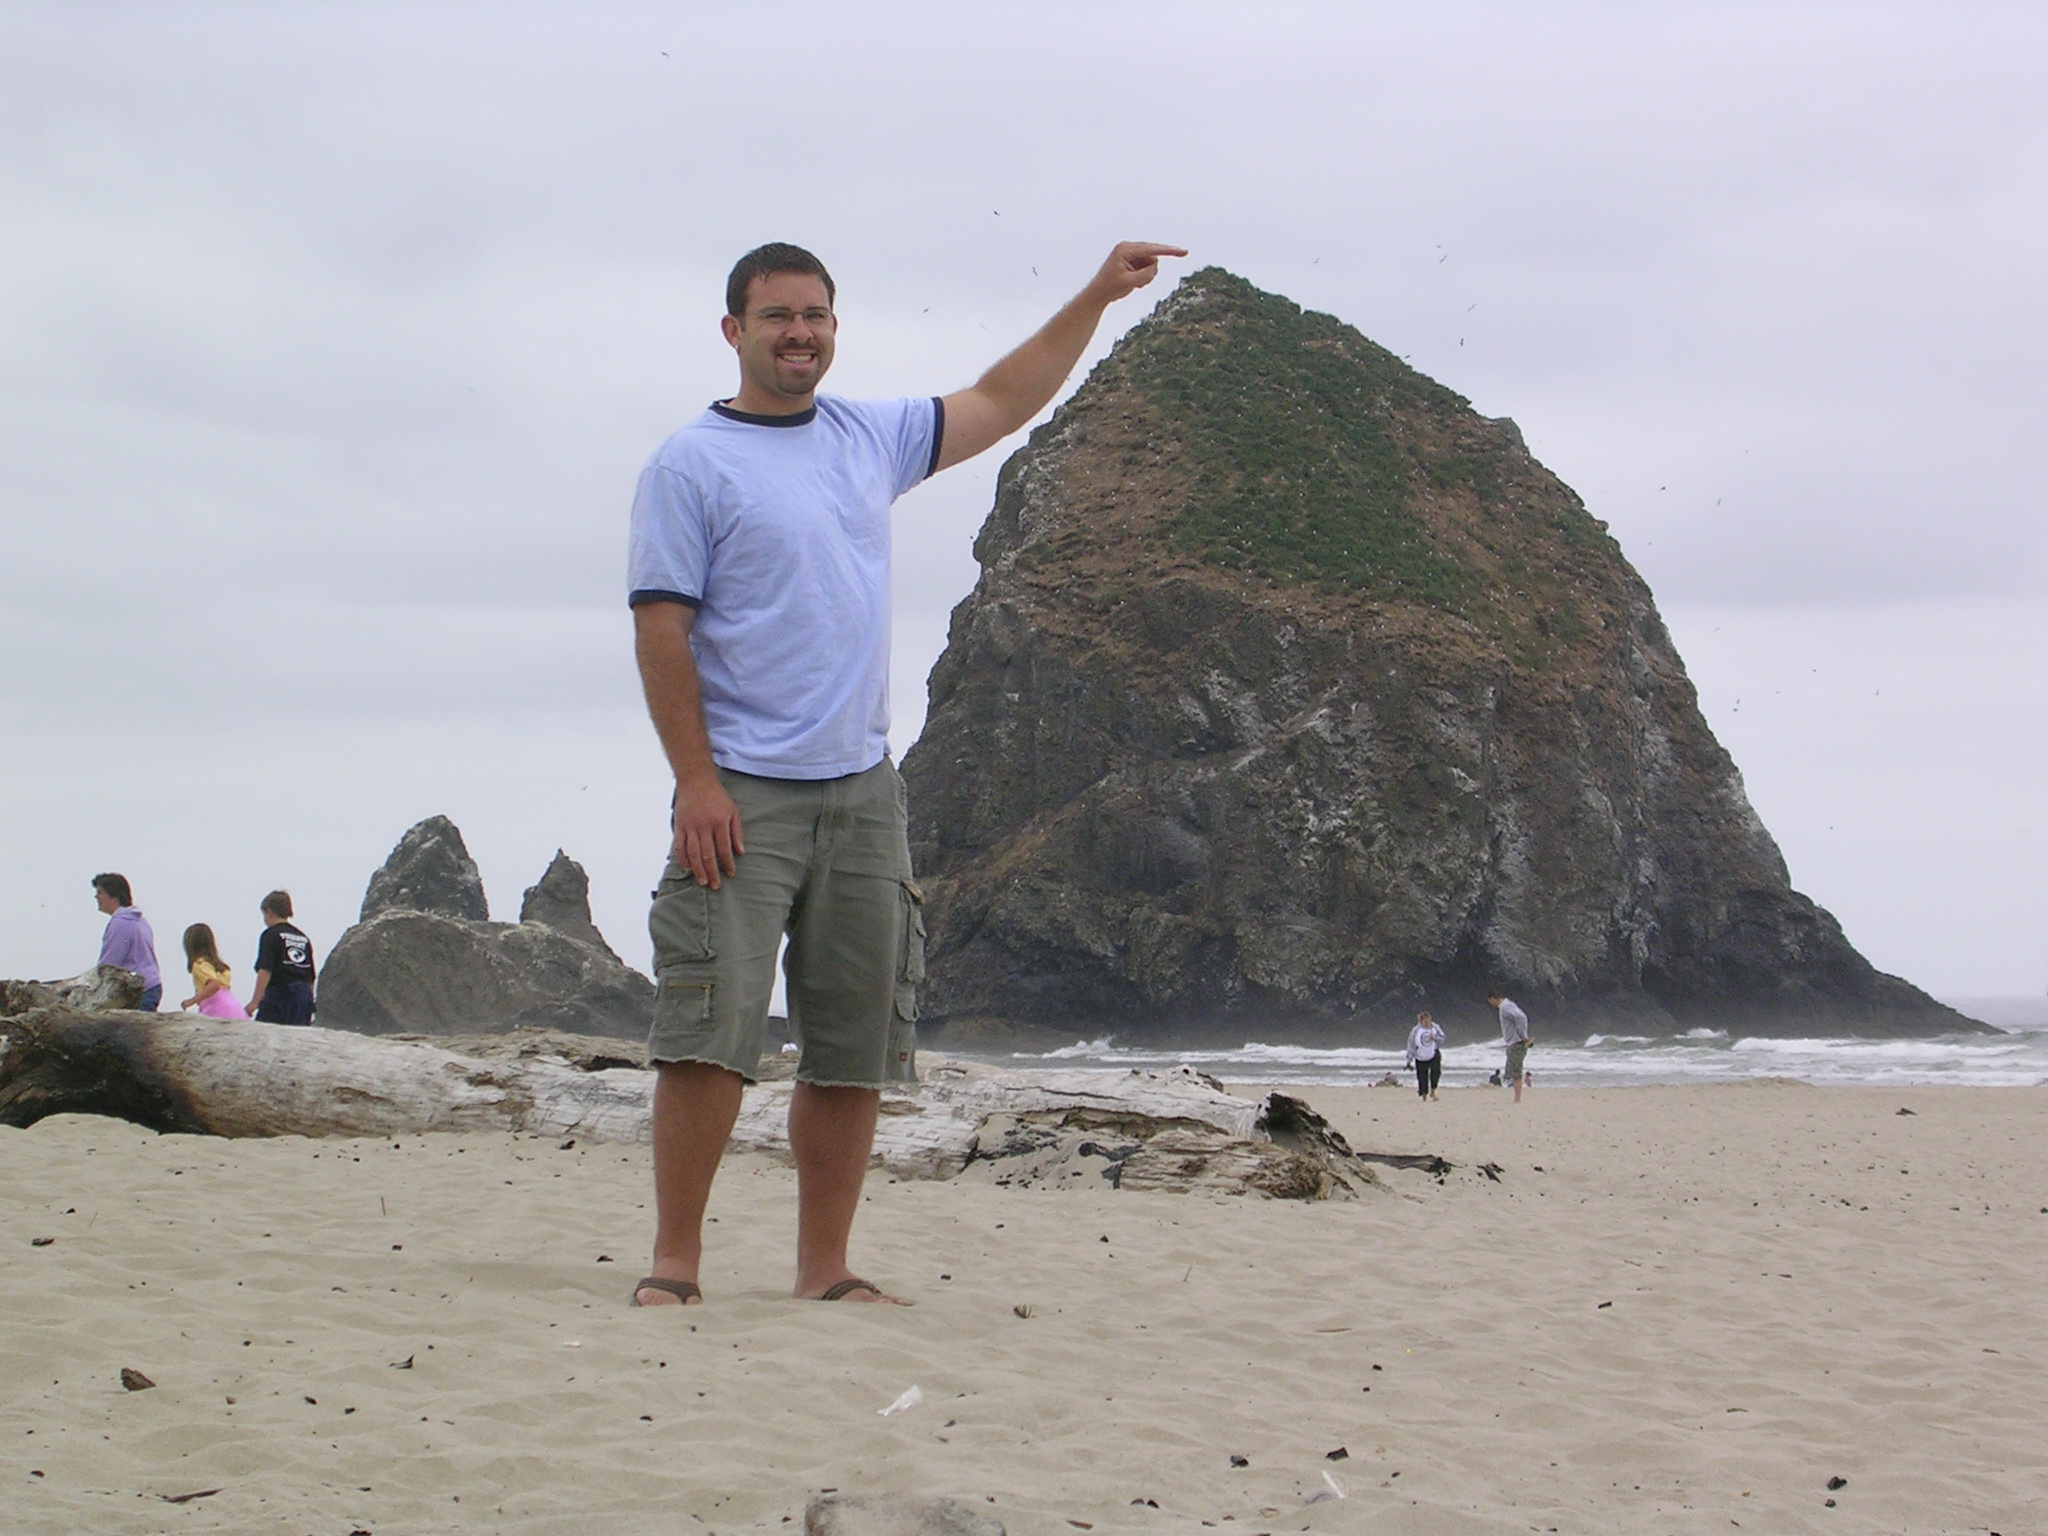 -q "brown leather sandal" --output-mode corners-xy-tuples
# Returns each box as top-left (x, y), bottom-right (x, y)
(819, 1278), (889, 1302)
(630, 1277), (702, 1306)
